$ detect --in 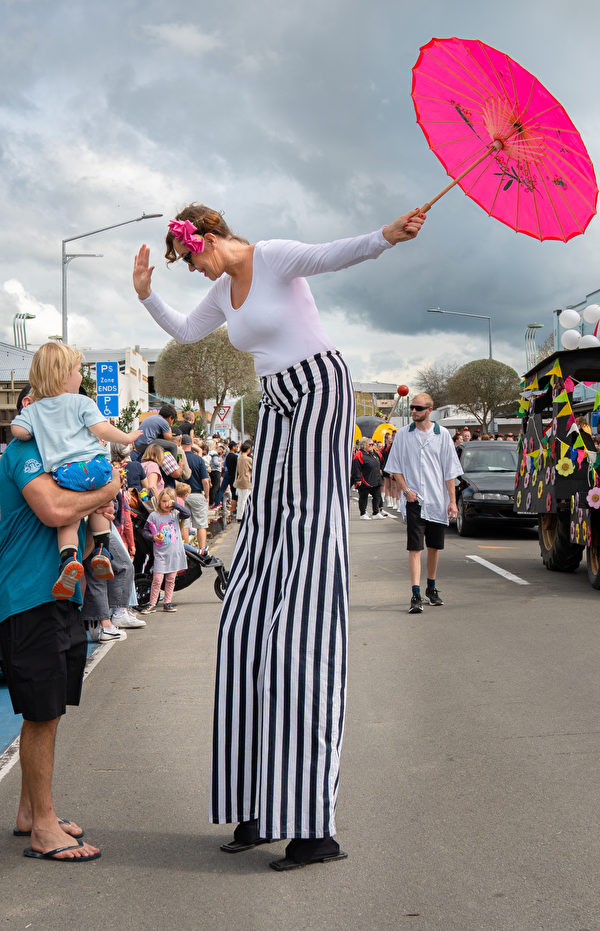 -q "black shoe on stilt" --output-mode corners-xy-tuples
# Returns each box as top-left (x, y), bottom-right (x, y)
(220, 819), (272, 853)
(269, 837), (348, 871)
